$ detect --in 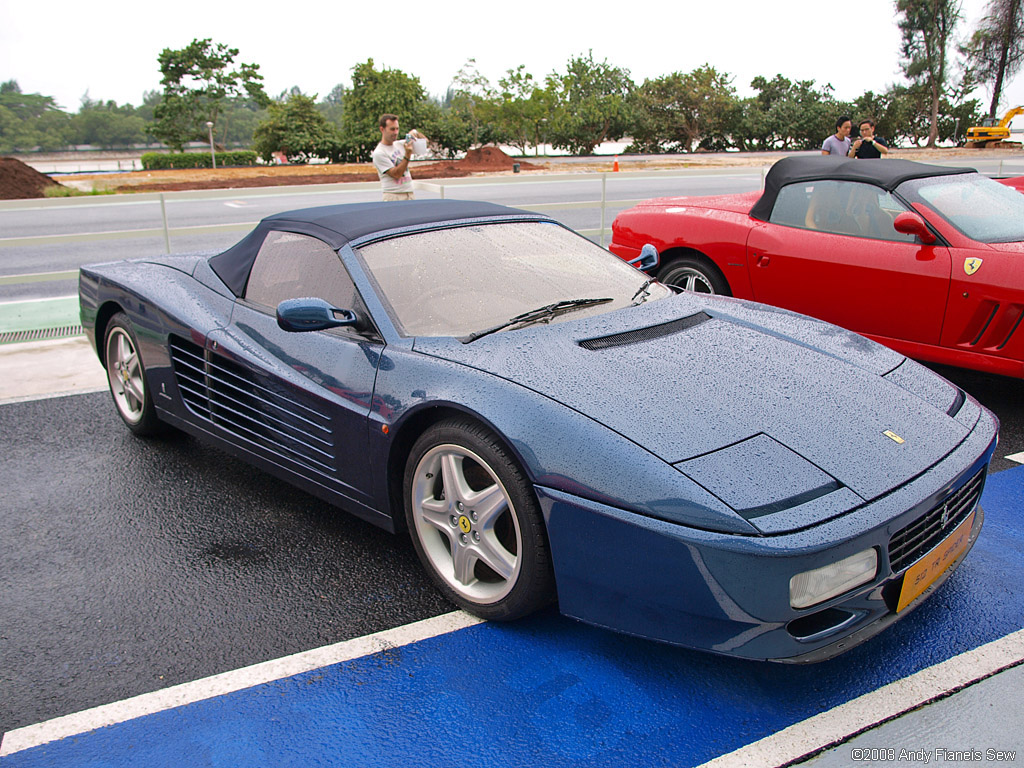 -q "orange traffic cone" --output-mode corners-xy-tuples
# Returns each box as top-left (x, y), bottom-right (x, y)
(613, 156), (620, 172)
